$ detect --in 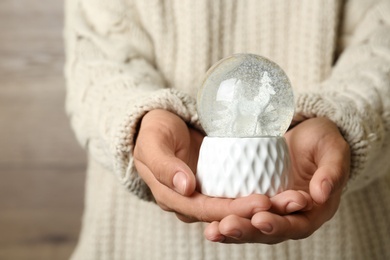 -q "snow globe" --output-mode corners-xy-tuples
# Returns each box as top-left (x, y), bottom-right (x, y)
(196, 54), (294, 198)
